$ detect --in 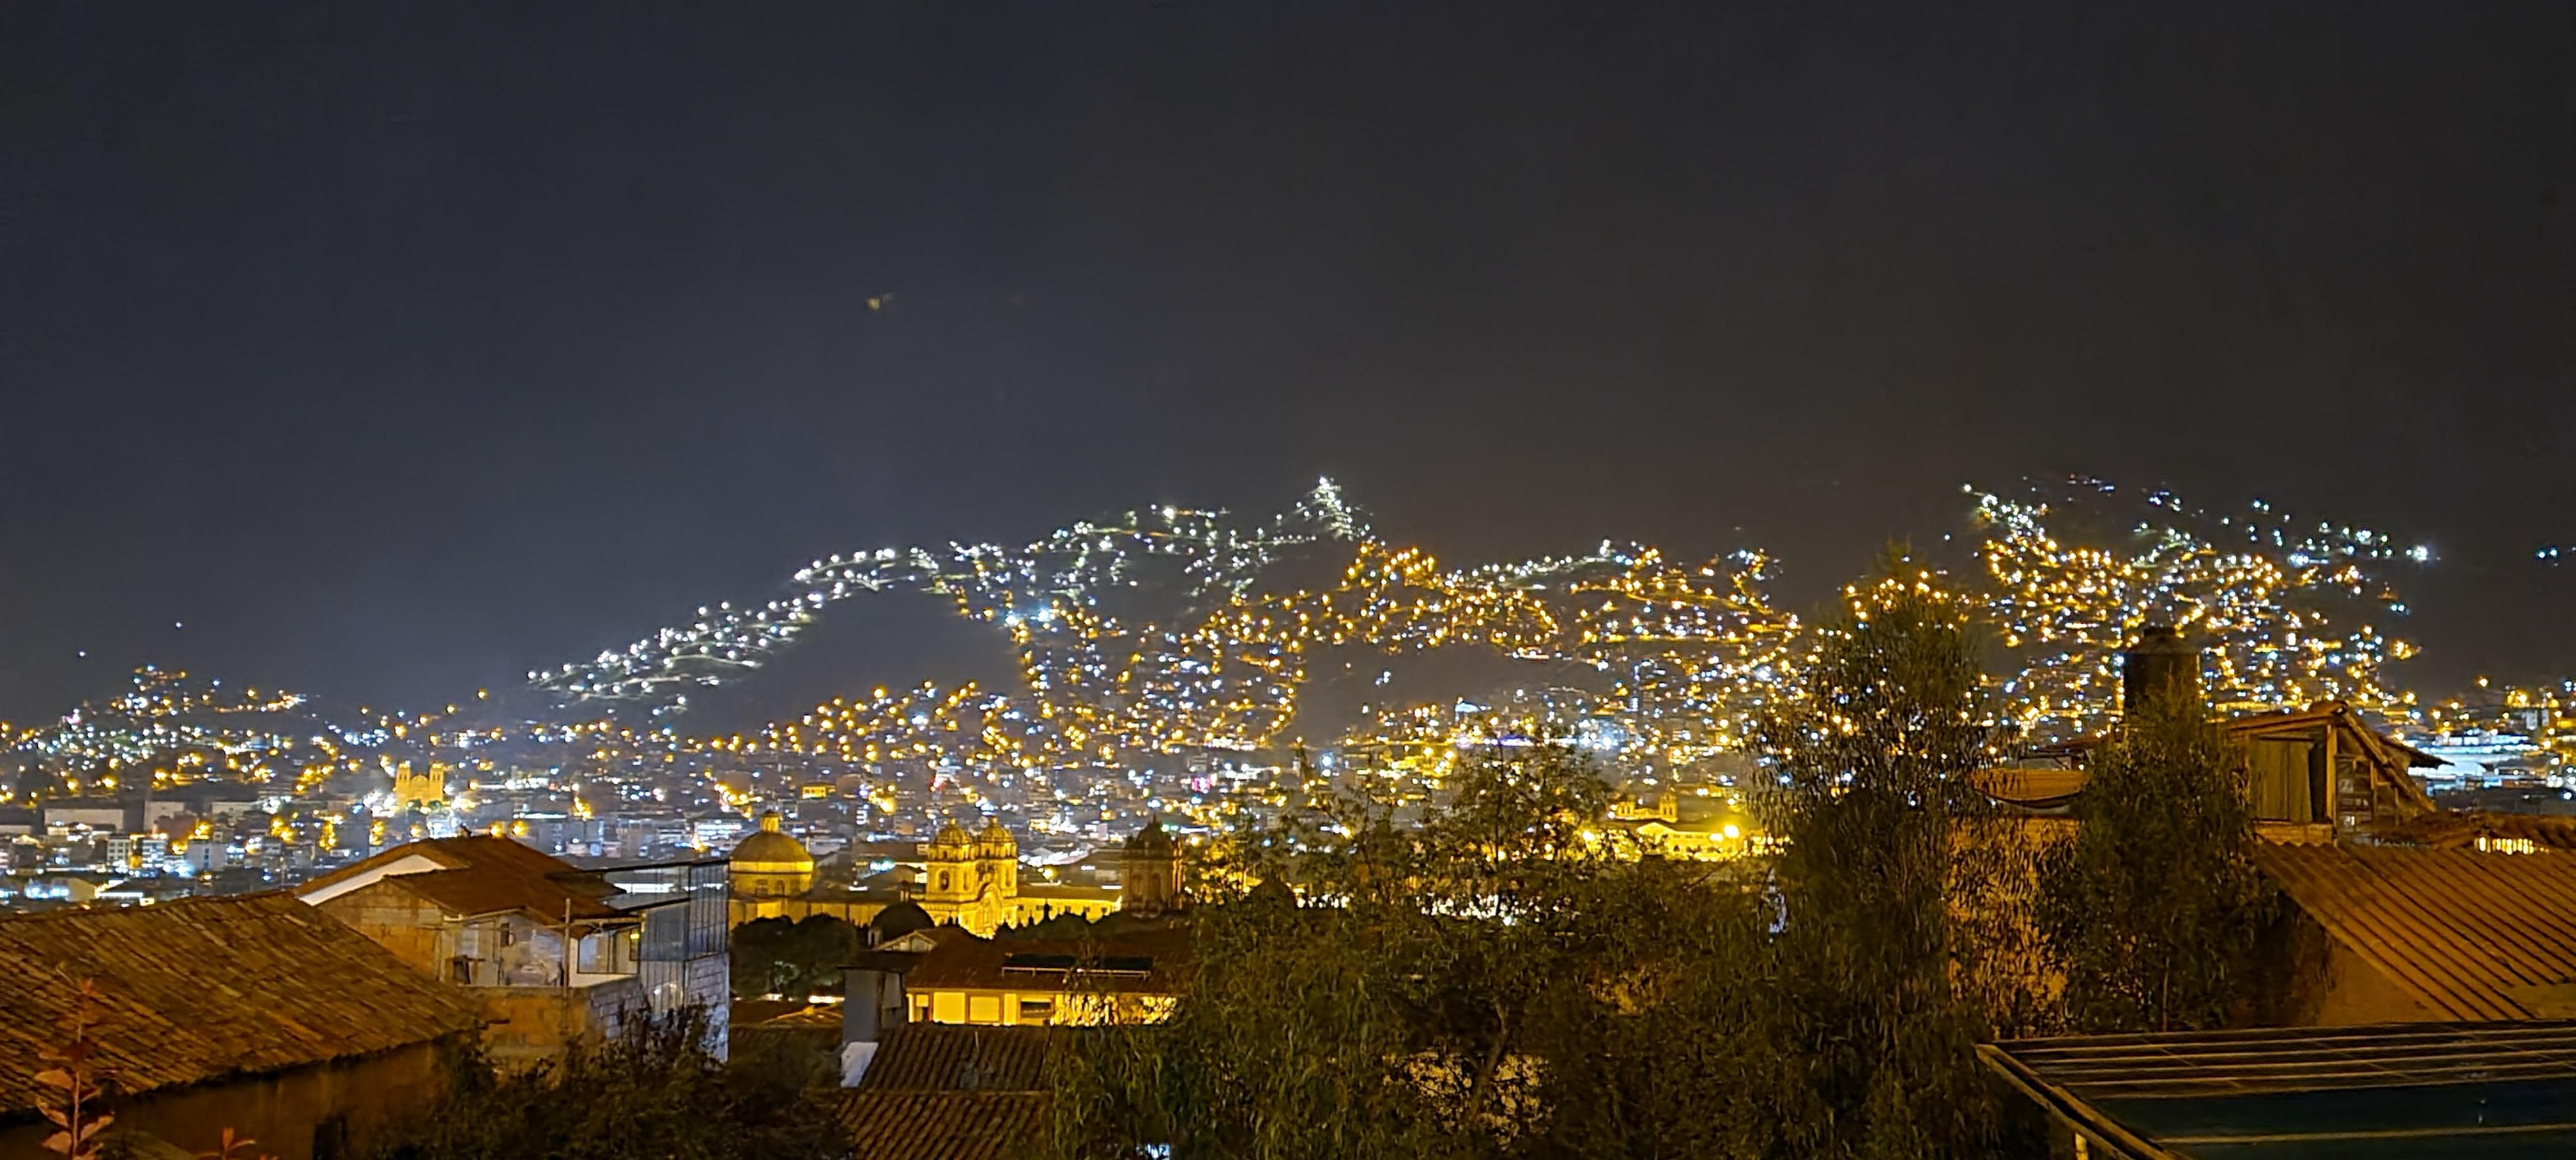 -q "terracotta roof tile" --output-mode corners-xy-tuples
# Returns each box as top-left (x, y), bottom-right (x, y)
(828, 1091), (1048, 1160)
(377, 864), (626, 922)
(300, 836), (617, 901)
(857, 1024), (1061, 1092)
(0, 893), (486, 1113)
(2257, 843), (2576, 1020)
